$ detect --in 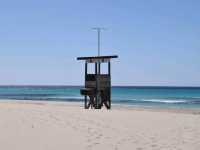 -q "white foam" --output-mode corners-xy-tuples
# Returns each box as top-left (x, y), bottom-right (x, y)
(48, 96), (83, 99)
(142, 99), (187, 104)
